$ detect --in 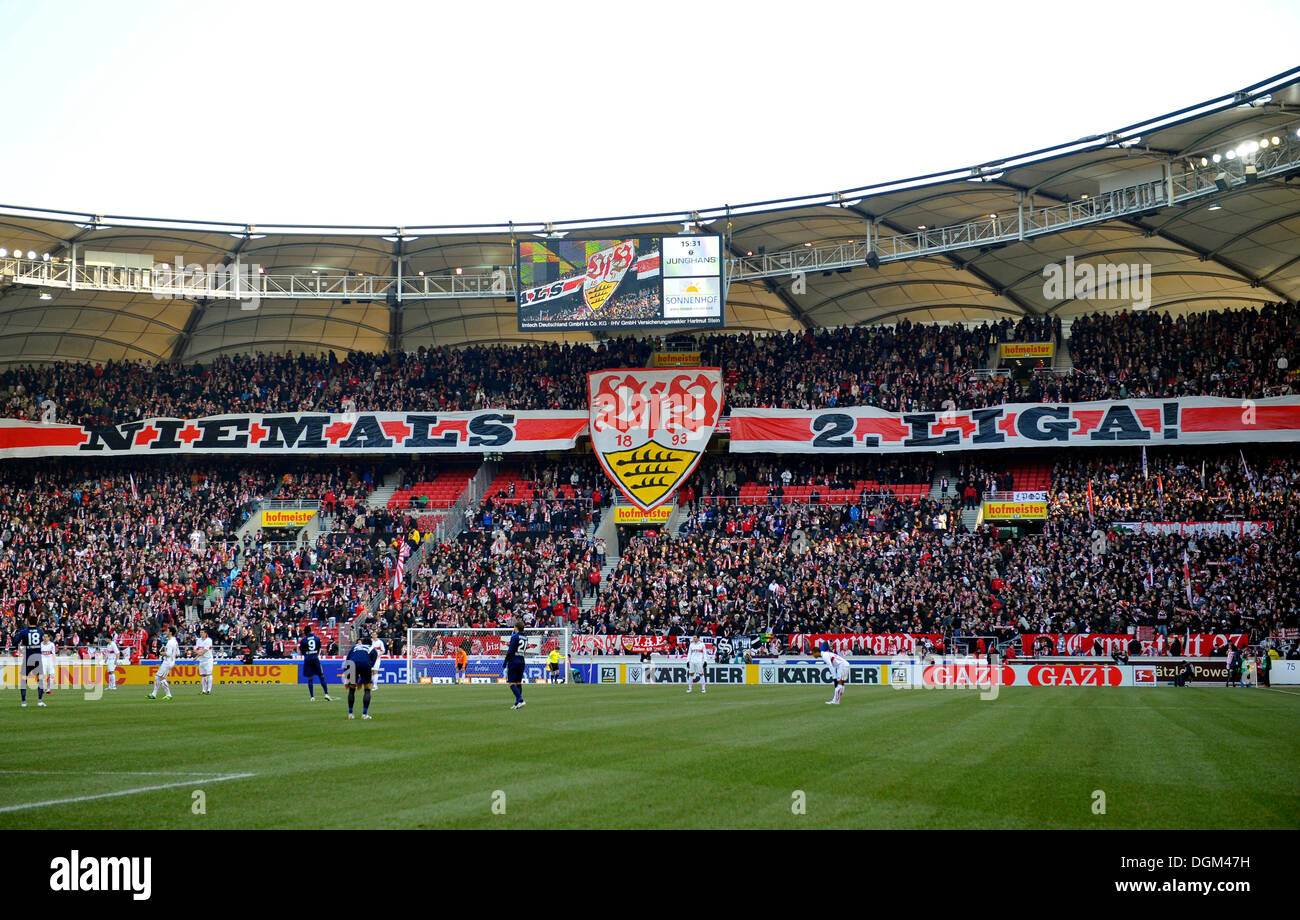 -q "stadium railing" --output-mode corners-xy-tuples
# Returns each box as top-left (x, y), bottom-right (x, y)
(434, 460), (493, 543)
(258, 539), (309, 551)
(255, 499), (322, 512)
